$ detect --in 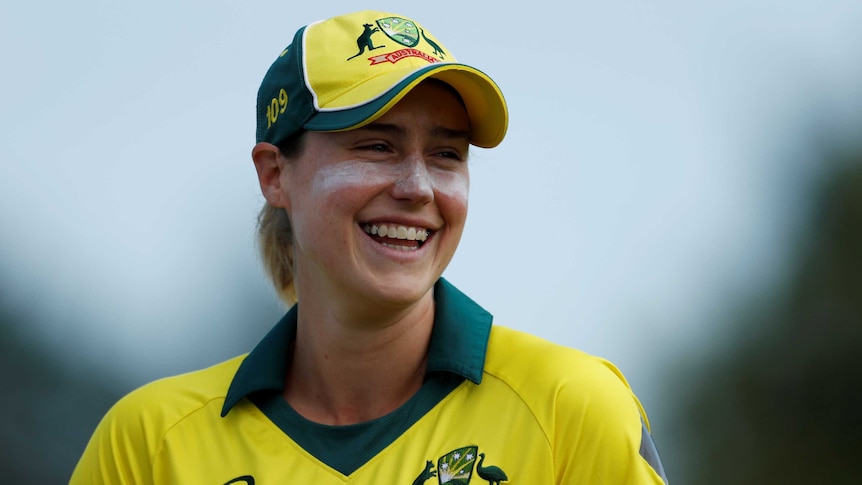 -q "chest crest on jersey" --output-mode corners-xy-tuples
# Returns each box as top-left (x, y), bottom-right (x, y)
(410, 445), (509, 484)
